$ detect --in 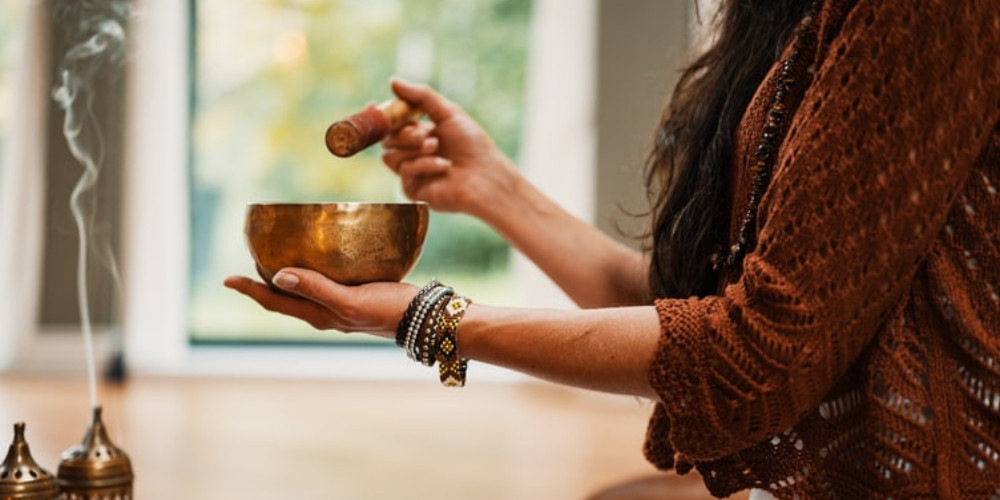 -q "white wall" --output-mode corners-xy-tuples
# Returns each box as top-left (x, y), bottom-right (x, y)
(512, 0), (598, 310)
(594, 0), (693, 247)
